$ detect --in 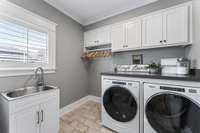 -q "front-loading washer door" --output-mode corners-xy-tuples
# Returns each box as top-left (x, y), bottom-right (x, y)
(103, 86), (137, 122)
(146, 93), (200, 133)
